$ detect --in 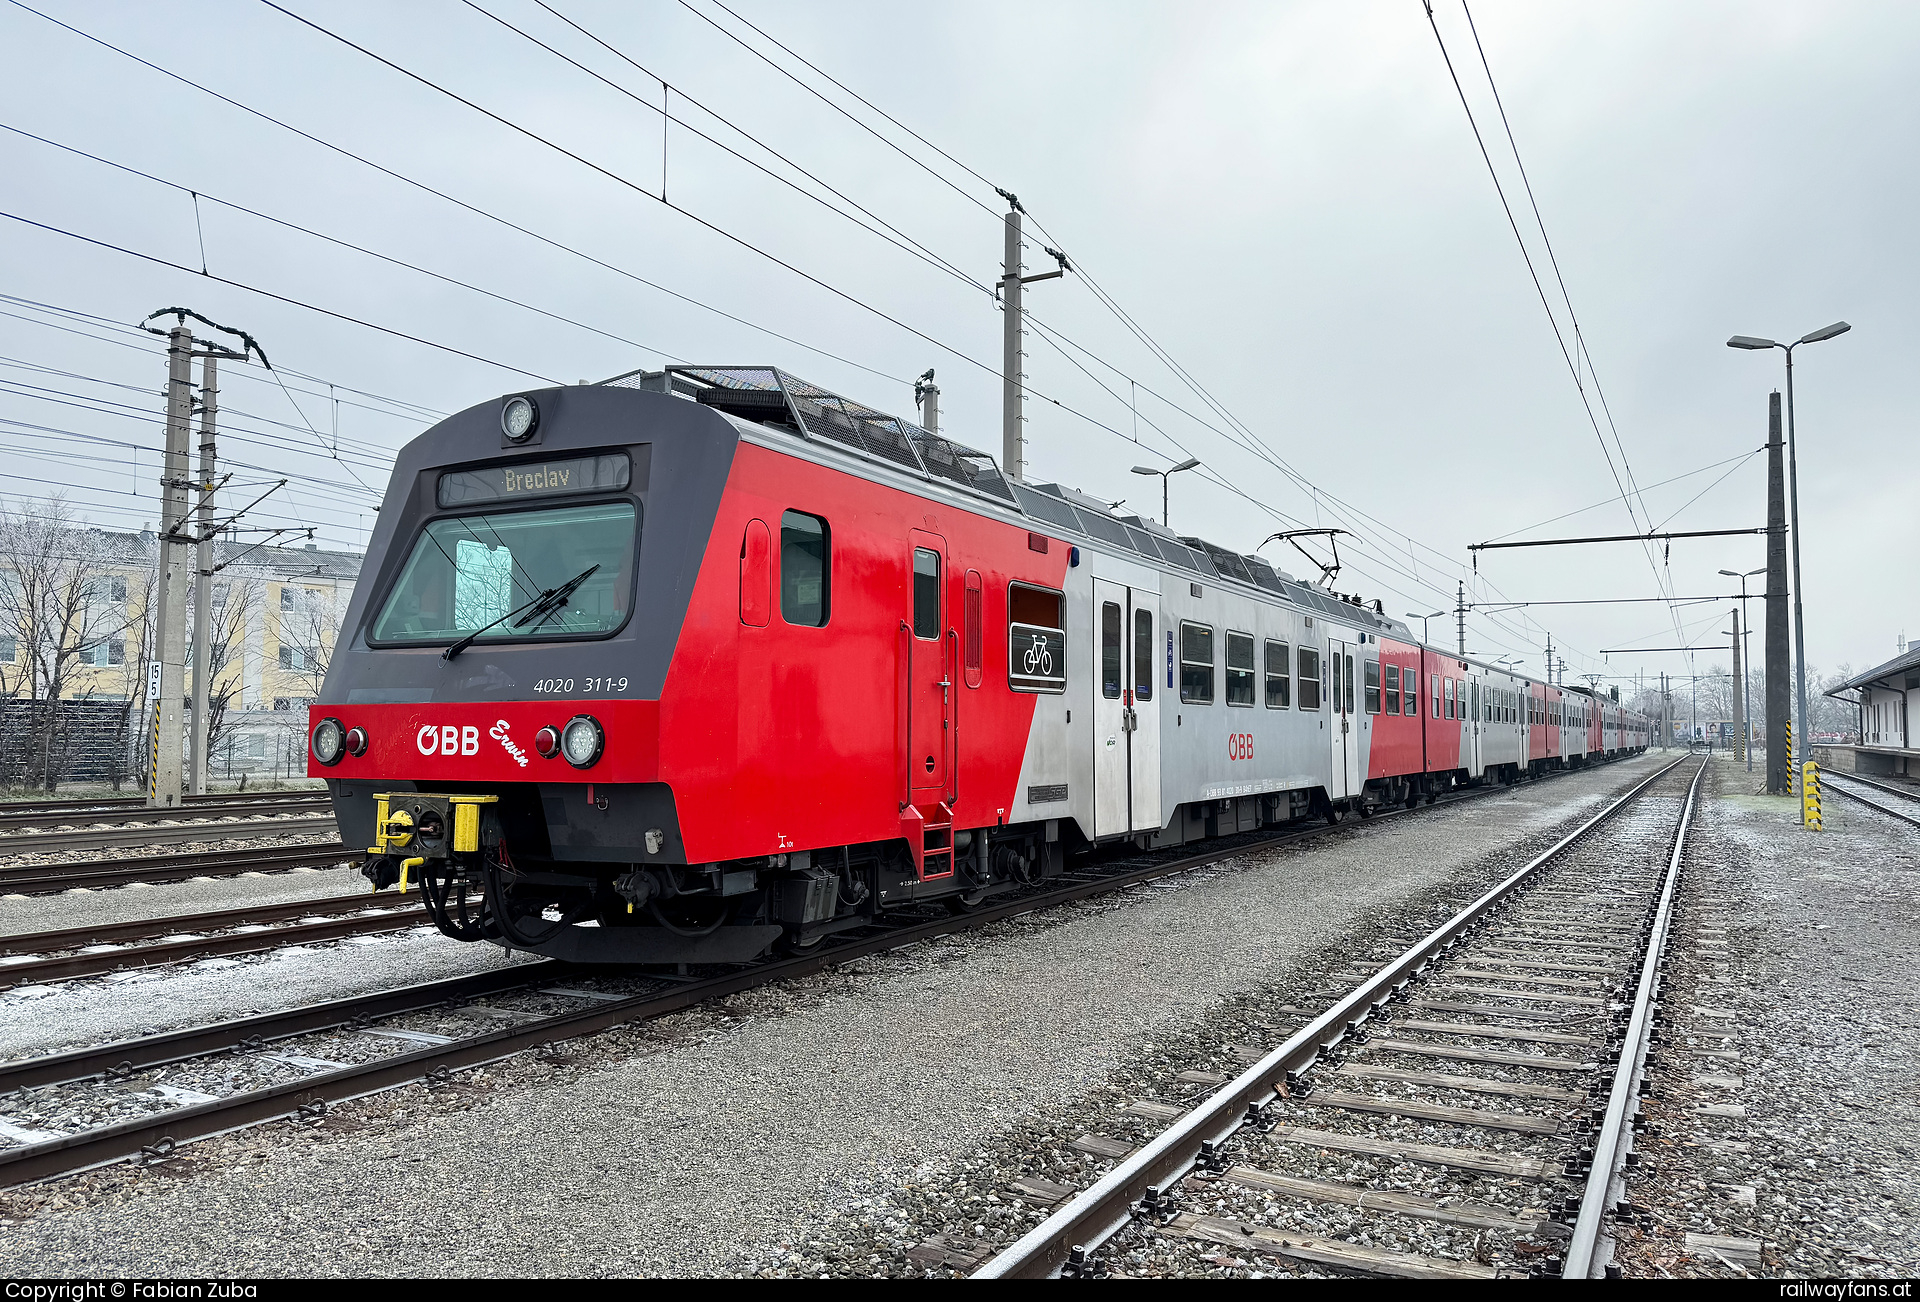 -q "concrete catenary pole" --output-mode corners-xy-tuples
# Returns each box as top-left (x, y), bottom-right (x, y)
(148, 326), (195, 807)
(1001, 205), (1024, 482)
(1730, 607), (1745, 768)
(1764, 390), (1790, 794)
(189, 354), (218, 796)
